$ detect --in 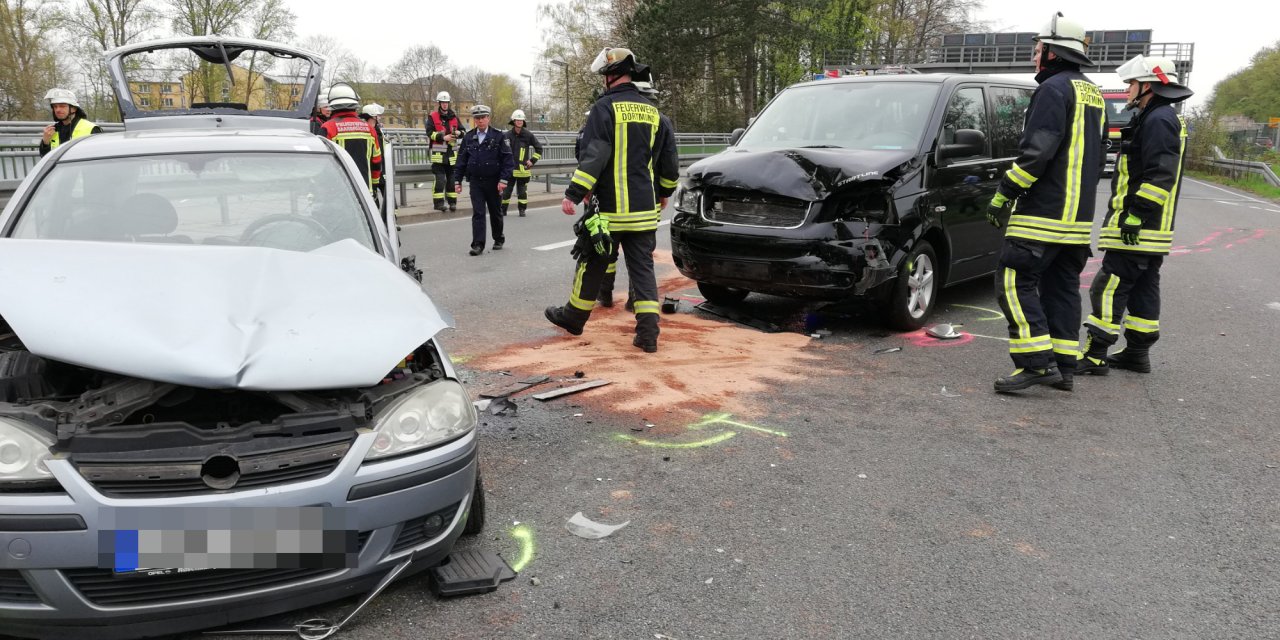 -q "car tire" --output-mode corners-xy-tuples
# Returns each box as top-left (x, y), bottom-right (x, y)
(697, 281), (749, 305)
(462, 471), (485, 536)
(884, 240), (938, 331)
